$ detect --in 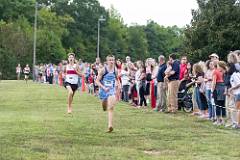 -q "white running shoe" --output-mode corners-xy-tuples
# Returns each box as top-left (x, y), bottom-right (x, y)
(147, 99), (150, 104)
